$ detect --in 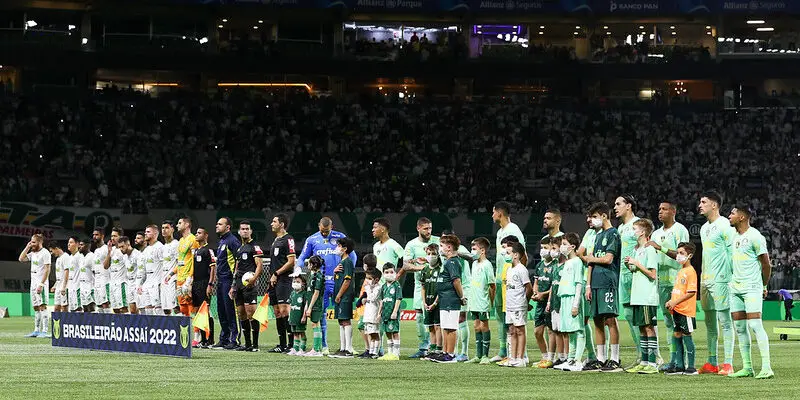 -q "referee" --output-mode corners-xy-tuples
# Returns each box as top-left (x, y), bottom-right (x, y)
(193, 227), (216, 348)
(231, 220), (264, 352)
(268, 213), (297, 353)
